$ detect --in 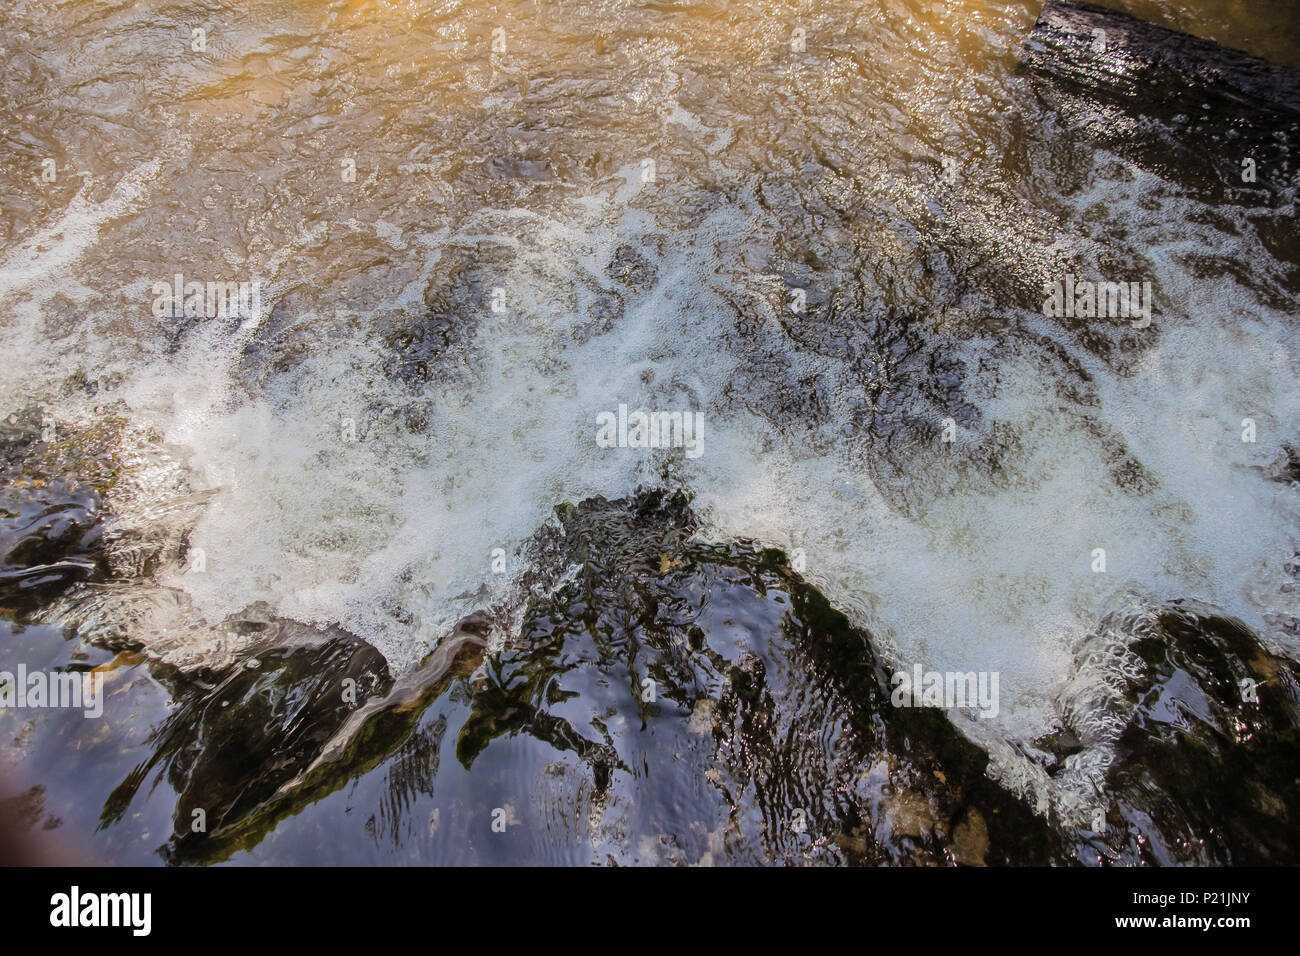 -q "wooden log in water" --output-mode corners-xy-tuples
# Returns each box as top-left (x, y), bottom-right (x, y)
(1021, 0), (1300, 120)
(1019, 0), (1300, 266)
